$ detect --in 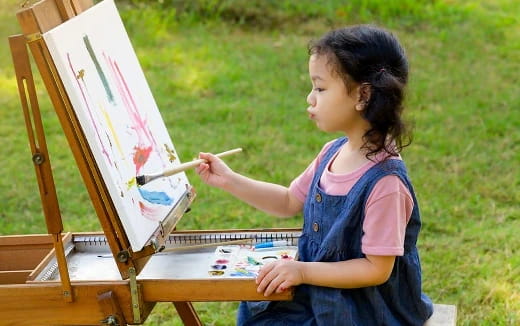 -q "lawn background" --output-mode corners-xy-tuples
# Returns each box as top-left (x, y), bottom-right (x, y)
(0, 0), (518, 325)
